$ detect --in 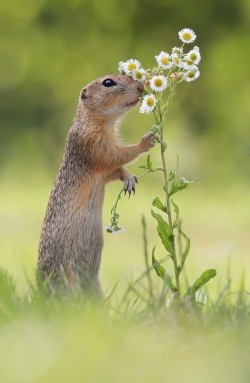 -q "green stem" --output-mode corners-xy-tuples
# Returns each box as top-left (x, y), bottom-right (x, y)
(159, 84), (181, 297)
(111, 189), (123, 217)
(160, 133), (180, 296)
(109, 169), (161, 232)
